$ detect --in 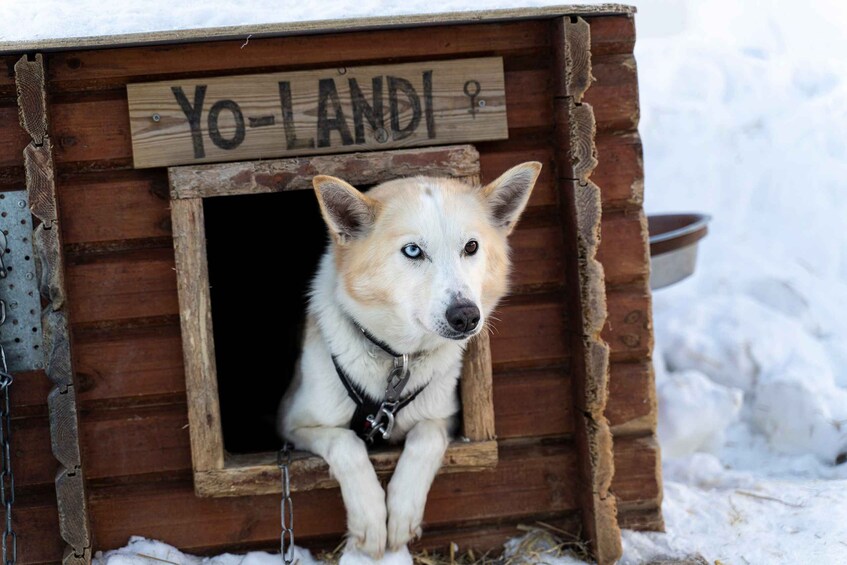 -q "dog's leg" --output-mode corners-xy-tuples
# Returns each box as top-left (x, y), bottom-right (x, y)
(386, 418), (449, 550)
(288, 426), (387, 558)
